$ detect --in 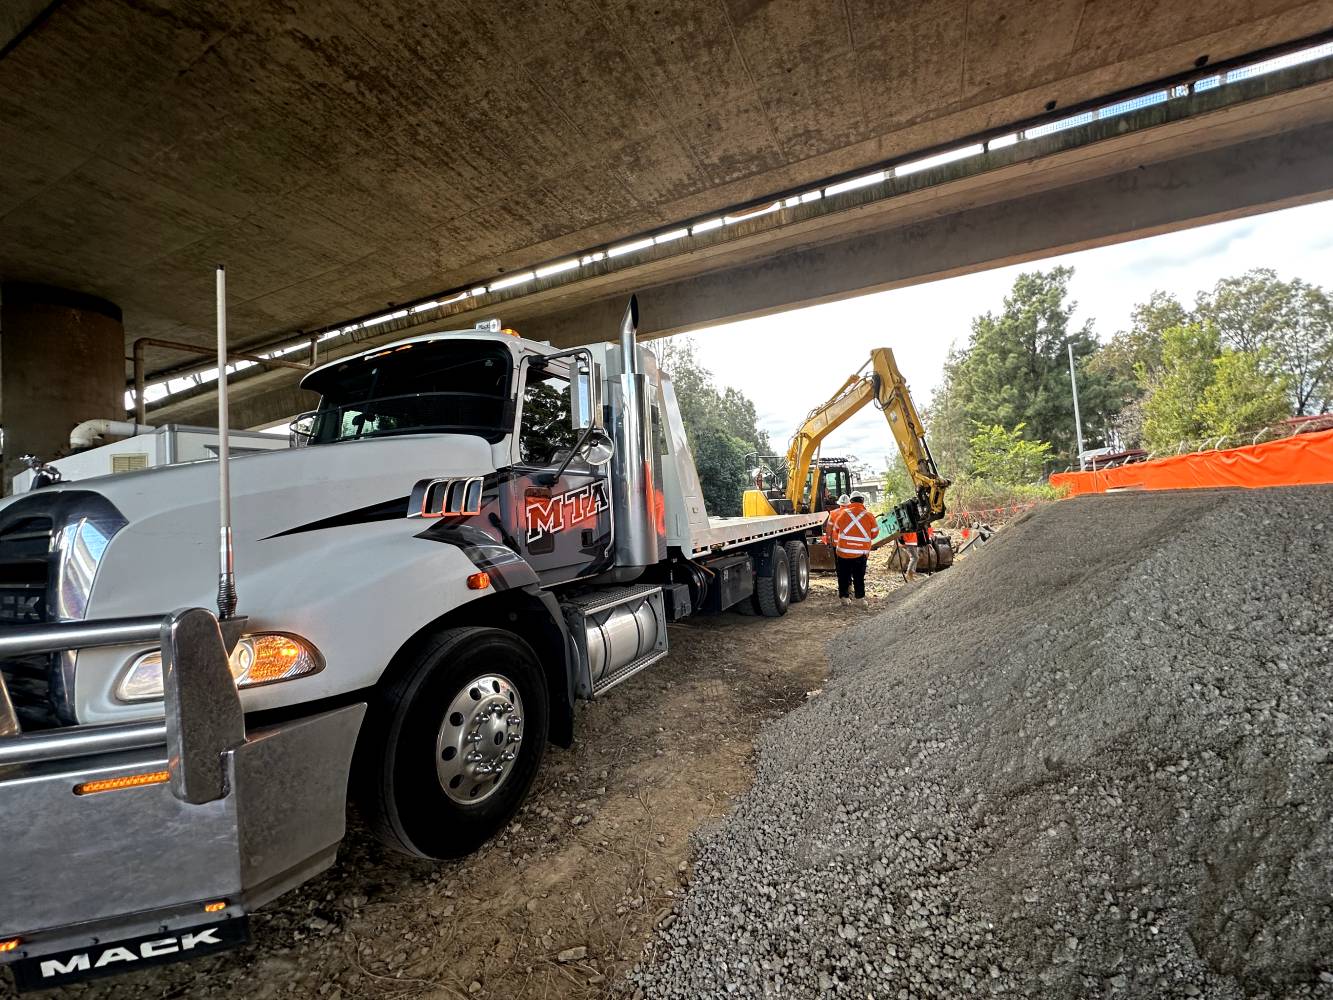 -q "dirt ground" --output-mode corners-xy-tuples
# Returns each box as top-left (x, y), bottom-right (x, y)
(23, 554), (931, 1000)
